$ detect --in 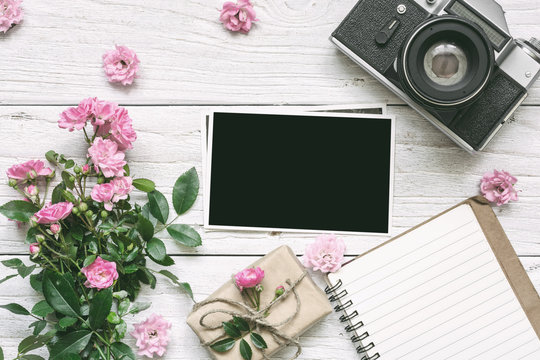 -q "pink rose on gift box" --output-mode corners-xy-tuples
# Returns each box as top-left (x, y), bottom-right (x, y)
(7, 160), (53, 180)
(34, 202), (73, 224)
(0, 0), (23, 34)
(87, 138), (126, 178)
(219, 0), (258, 34)
(81, 256), (118, 289)
(111, 176), (133, 202)
(480, 169), (519, 206)
(103, 45), (140, 86)
(131, 314), (172, 358)
(91, 183), (115, 211)
(235, 266), (265, 291)
(303, 234), (346, 273)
